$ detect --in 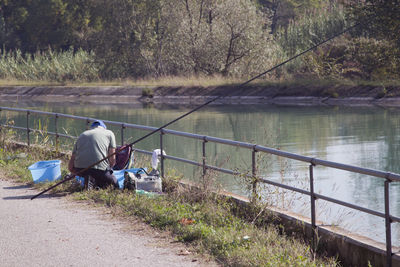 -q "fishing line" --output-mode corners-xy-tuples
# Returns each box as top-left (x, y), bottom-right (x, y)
(31, 13), (376, 200)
